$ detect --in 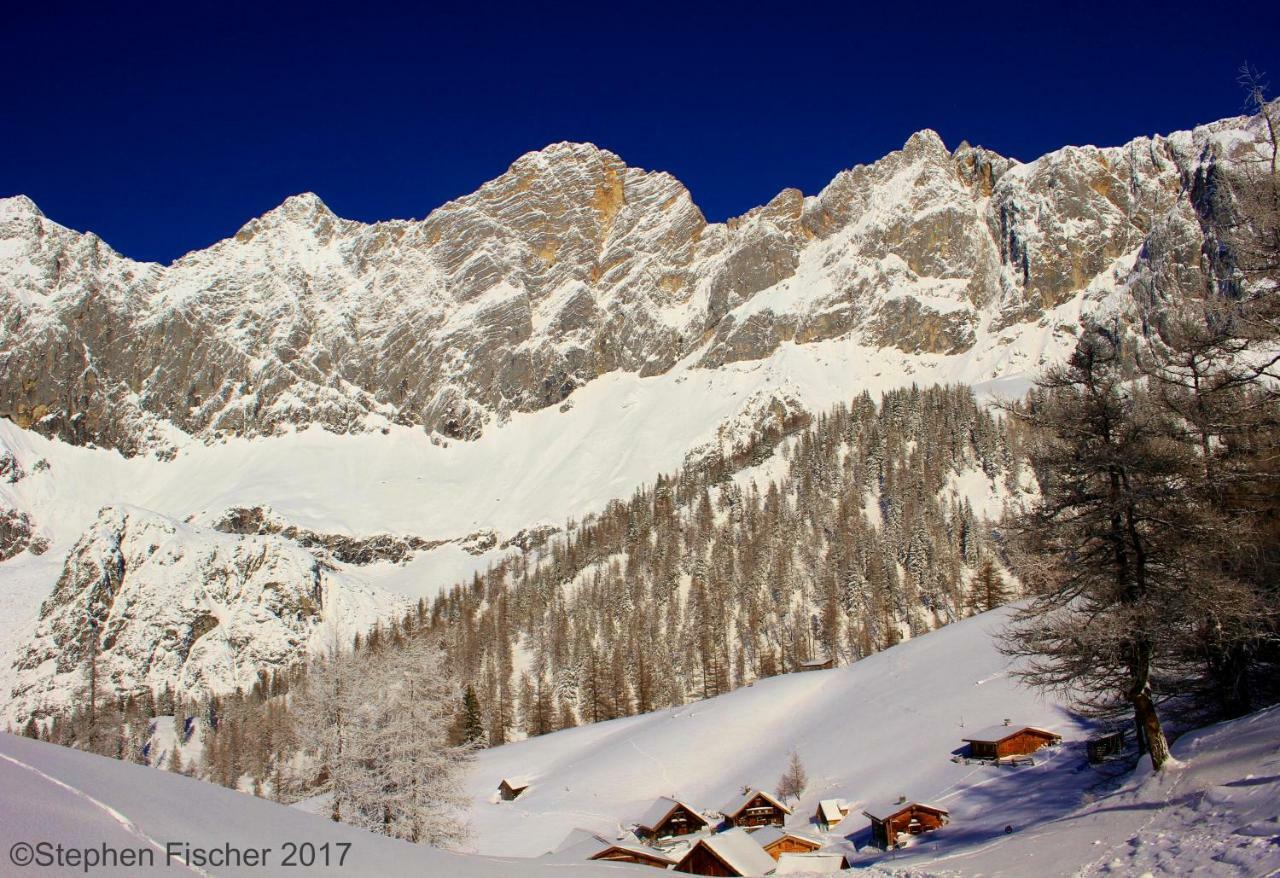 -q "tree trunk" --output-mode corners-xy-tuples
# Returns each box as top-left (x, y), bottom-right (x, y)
(1131, 686), (1171, 771)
